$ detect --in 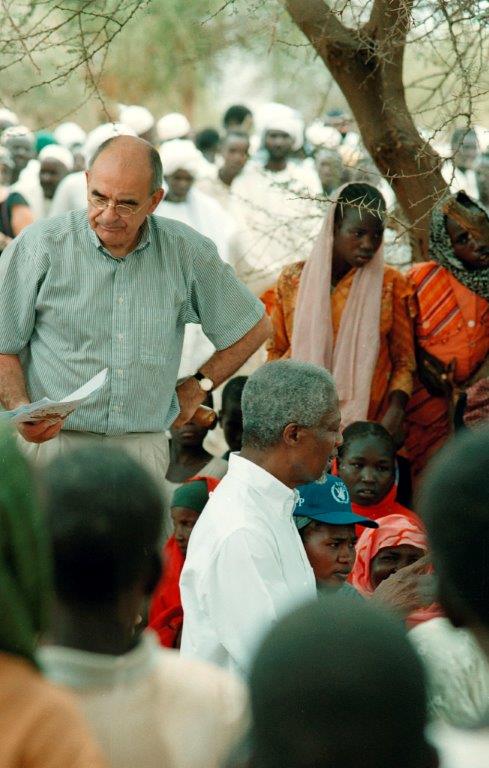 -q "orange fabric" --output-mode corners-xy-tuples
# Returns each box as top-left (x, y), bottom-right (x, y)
(0, 653), (108, 767)
(268, 262), (416, 420)
(259, 287), (277, 317)
(349, 513), (443, 629)
(405, 262), (489, 476)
